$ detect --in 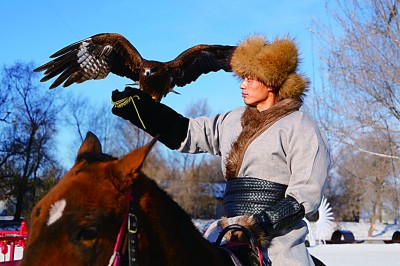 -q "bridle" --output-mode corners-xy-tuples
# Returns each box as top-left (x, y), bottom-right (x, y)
(106, 189), (268, 266)
(108, 189), (139, 266)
